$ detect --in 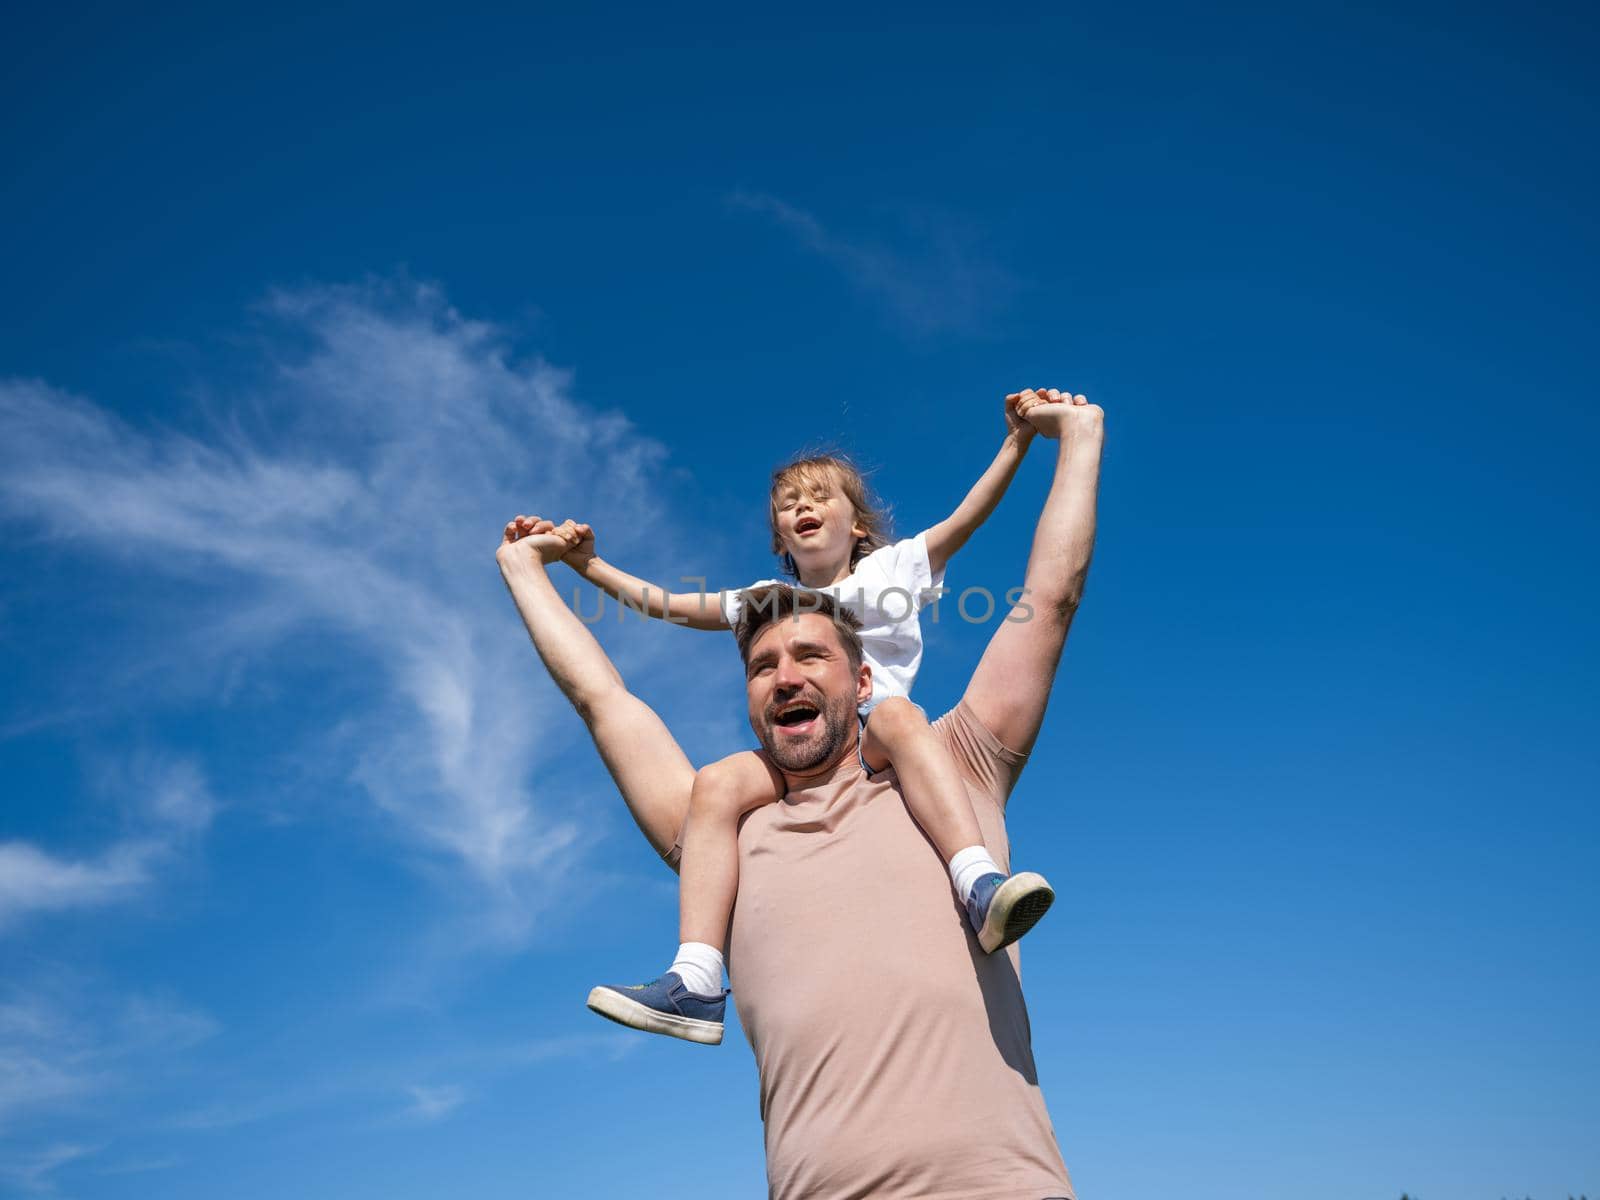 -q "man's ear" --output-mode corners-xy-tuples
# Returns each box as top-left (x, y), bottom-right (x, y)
(857, 662), (873, 707)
